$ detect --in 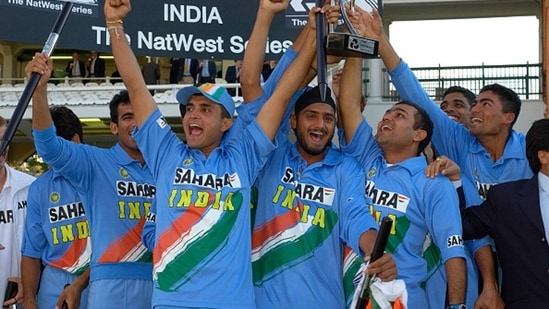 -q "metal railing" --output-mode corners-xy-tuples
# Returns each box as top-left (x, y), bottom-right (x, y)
(385, 62), (542, 101)
(2, 62), (544, 102)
